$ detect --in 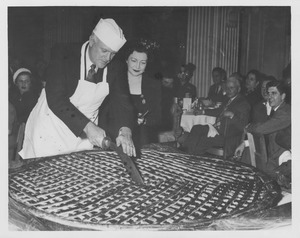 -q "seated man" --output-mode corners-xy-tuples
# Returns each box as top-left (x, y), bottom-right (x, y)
(179, 73), (250, 158)
(235, 81), (291, 176)
(206, 67), (227, 104)
(251, 75), (276, 123)
(174, 63), (197, 99)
